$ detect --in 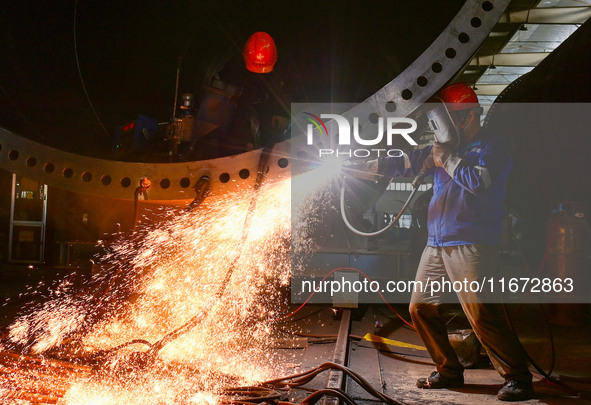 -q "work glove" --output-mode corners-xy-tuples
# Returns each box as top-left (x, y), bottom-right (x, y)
(423, 153), (435, 170)
(432, 142), (464, 178)
(432, 142), (453, 167)
(412, 153), (435, 188)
